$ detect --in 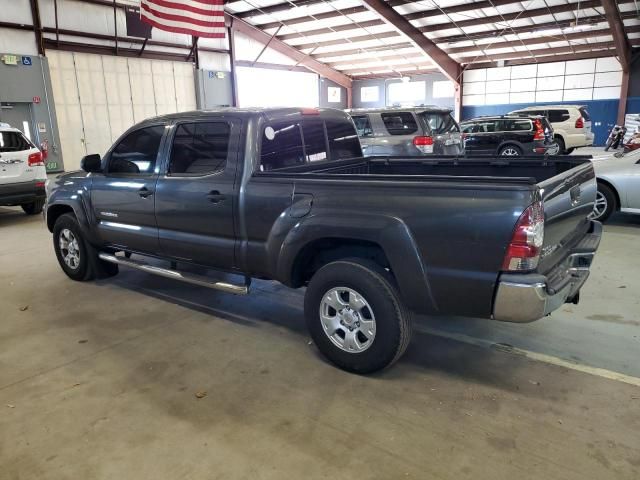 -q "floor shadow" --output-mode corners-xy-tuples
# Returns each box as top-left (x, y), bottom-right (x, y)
(0, 206), (39, 227)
